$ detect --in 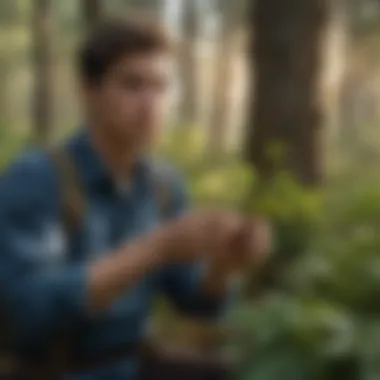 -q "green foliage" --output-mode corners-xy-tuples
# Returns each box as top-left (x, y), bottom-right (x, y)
(249, 172), (323, 223)
(159, 126), (380, 380)
(230, 171), (380, 379)
(232, 295), (358, 380)
(159, 127), (255, 209)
